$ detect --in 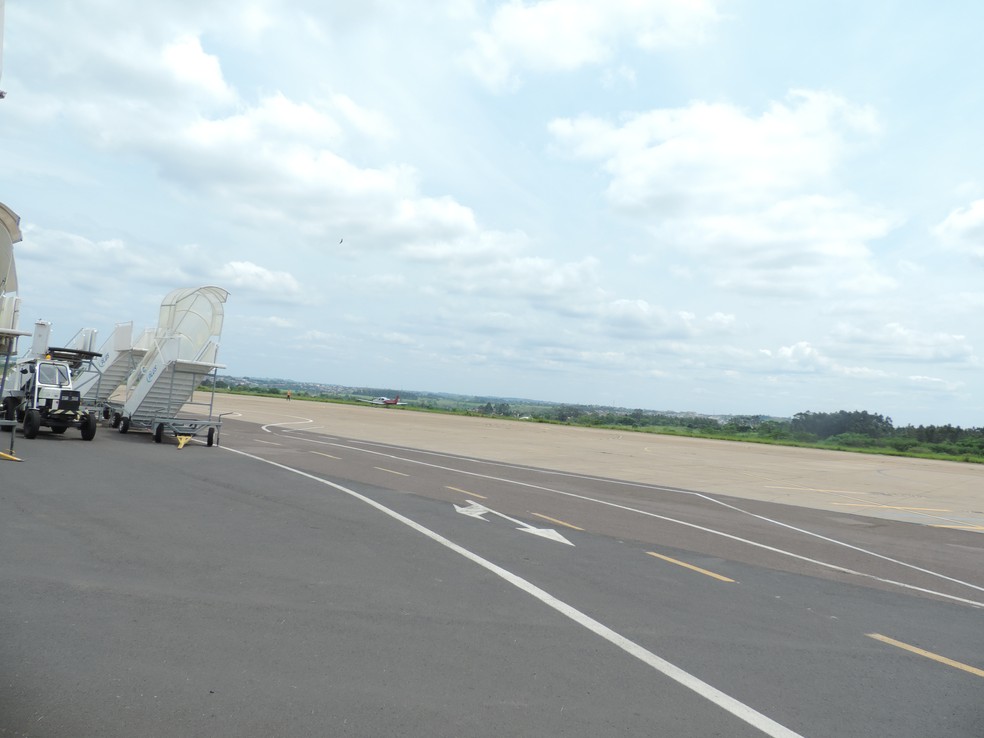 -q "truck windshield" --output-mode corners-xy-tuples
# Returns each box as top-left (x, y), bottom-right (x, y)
(38, 362), (71, 387)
